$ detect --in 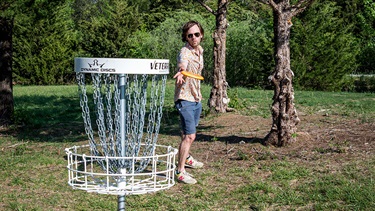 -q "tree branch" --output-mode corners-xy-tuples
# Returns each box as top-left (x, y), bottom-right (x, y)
(291, 0), (315, 16)
(195, 0), (217, 15)
(256, 0), (281, 14)
(218, 1), (230, 12)
(268, 0), (281, 14)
